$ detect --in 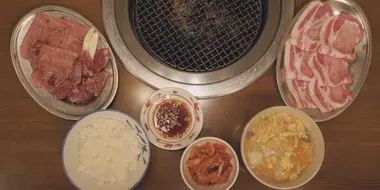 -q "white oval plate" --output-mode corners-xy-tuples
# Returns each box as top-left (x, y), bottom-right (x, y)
(276, 0), (372, 122)
(10, 5), (118, 120)
(141, 87), (203, 150)
(62, 110), (150, 190)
